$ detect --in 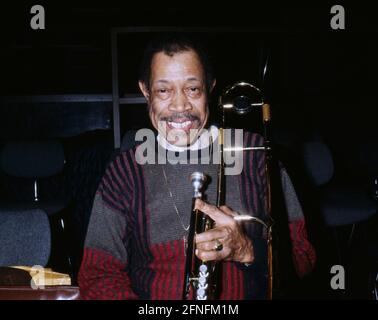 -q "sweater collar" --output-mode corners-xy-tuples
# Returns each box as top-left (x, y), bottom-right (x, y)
(156, 125), (219, 152)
